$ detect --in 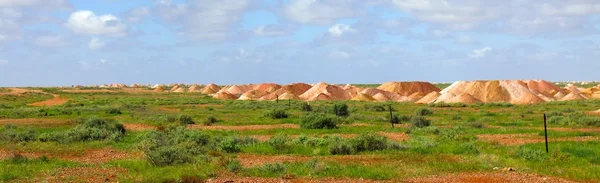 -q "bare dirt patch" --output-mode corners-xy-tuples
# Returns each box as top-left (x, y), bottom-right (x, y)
(0, 148), (141, 164)
(477, 133), (599, 146)
(377, 132), (410, 142)
(124, 123), (156, 131)
(0, 118), (71, 126)
(35, 167), (126, 183)
(207, 177), (392, 183)
(189, 124), (299, 131)
(407, 172), (577, 183)
(29, 94), (69, 107)
(236, 154), (312, 167)
(60, 89), (116, 93)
